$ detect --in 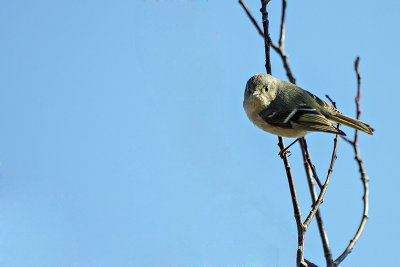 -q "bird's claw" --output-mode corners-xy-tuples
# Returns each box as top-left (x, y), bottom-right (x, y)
(279, 149), (291, 158)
